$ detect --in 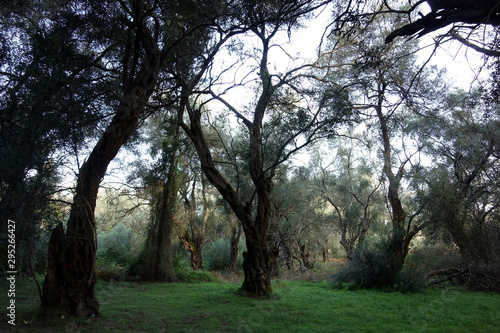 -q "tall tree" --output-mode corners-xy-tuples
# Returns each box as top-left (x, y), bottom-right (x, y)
(176, 1), (346, 295)
(321, 9), (444, 282)
(138, 120), (181, 282)
(0, 1), (107, 278)
(41, 0), (226, 316)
